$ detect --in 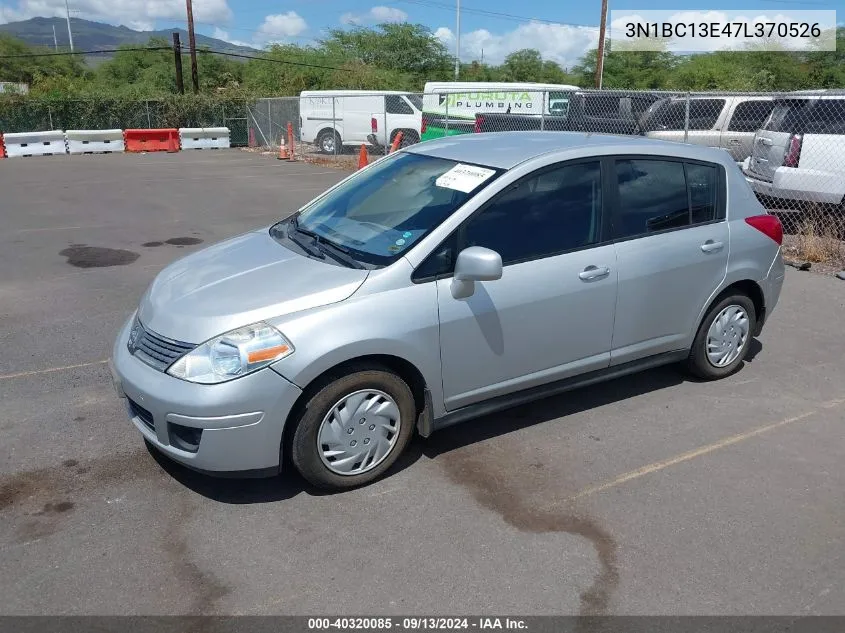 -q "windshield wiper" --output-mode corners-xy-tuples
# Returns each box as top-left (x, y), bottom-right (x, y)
(287, 216), (325, 259)
(289, 216), (365, 269)
(316, 240), (365, 269)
